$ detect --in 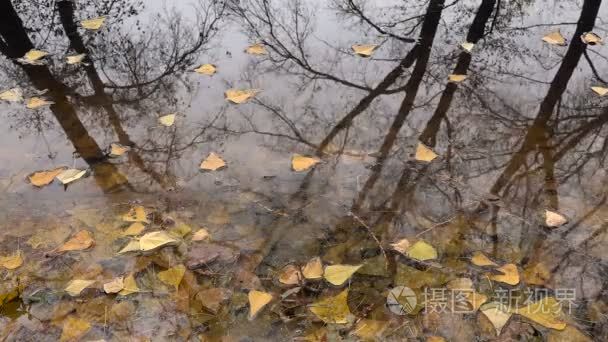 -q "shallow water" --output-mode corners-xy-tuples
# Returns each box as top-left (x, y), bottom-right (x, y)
(1, 0), (608, 341)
